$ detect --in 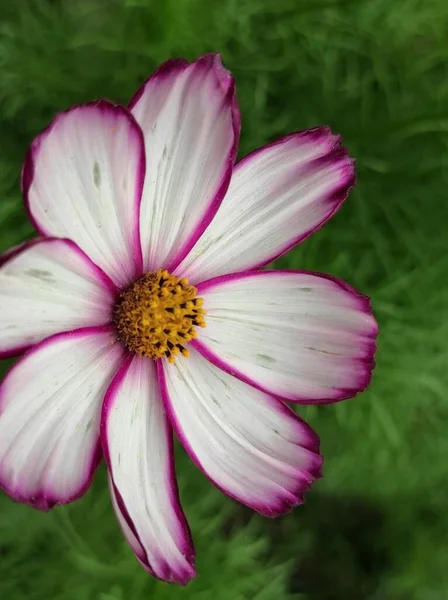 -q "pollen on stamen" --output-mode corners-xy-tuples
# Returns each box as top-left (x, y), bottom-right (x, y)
(113, 269), (206, 362)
